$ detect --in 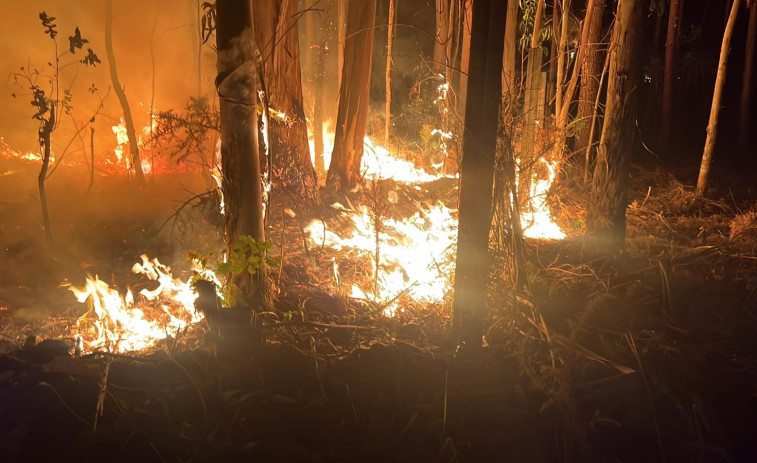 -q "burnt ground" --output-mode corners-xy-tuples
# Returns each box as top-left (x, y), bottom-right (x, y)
(1, 155), (757, 462)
